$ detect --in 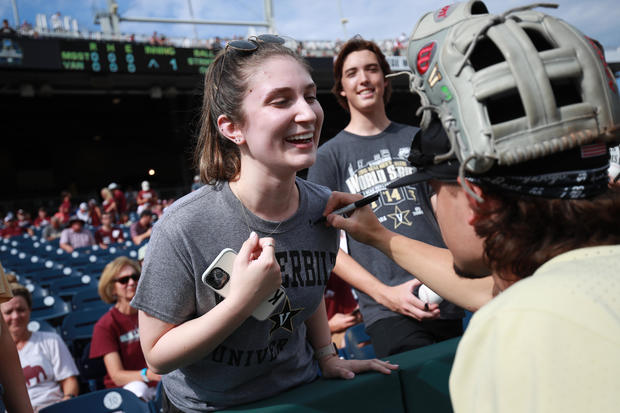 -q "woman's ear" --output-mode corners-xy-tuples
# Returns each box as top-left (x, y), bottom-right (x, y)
(217, 114), (245, 145)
